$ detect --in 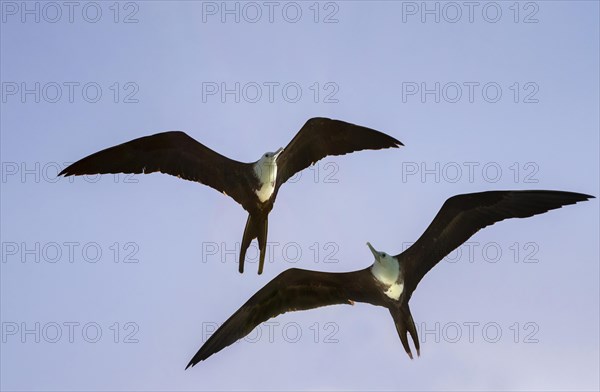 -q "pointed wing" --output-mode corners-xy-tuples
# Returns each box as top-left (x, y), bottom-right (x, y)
(275, 117), (403, 188)
(400, 190), (593, 292)
(59, 131), (256, 209)
(186, 267), (371, 368)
